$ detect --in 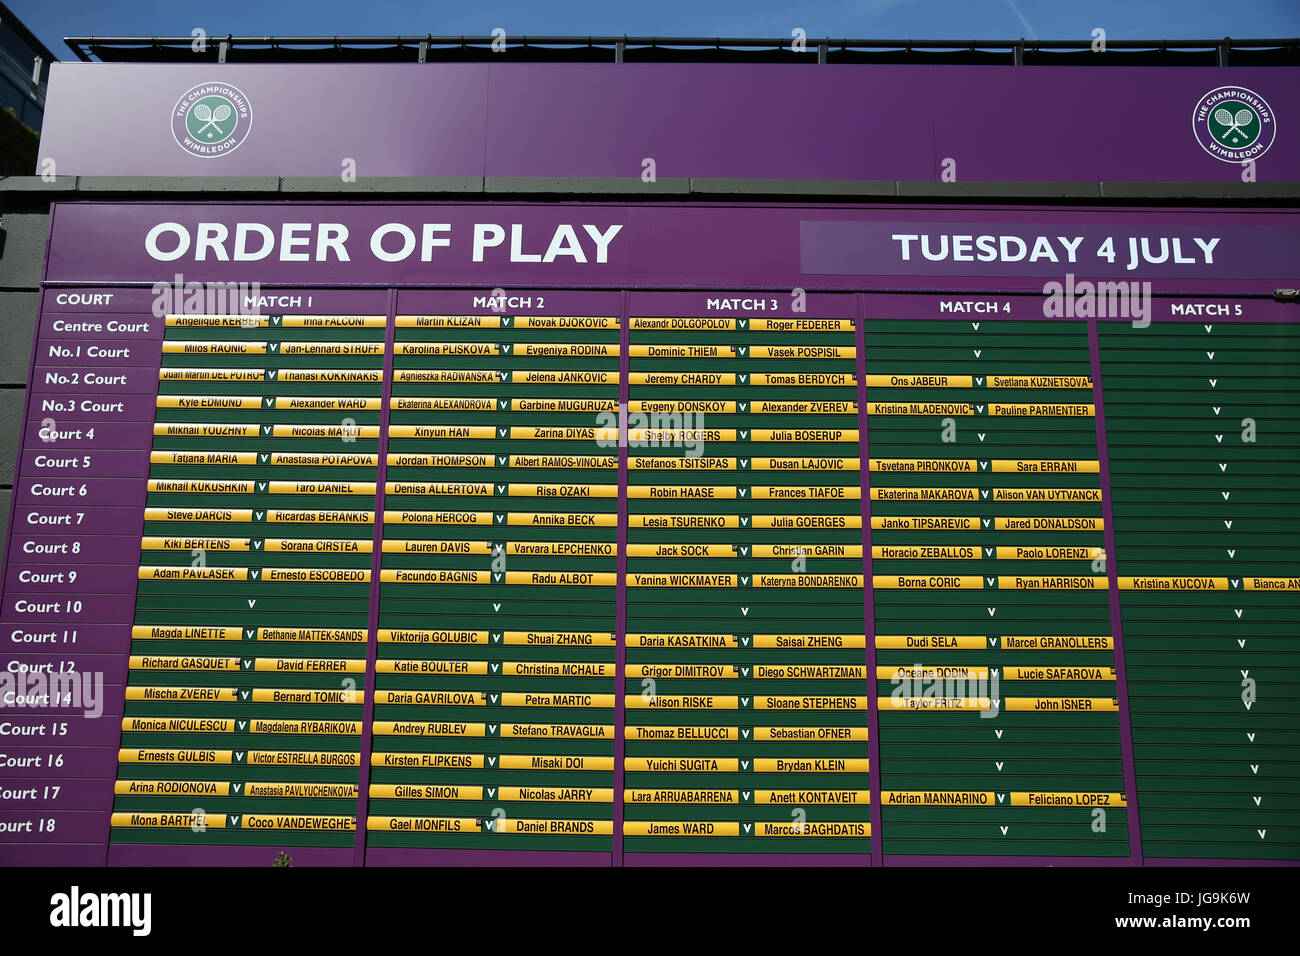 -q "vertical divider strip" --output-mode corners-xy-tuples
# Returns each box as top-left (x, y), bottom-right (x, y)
(614, 290), (630, 866)
(352, 288), (398, 866)
(1086, 316), (1143, 865)
(856, 294), (883, 867)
